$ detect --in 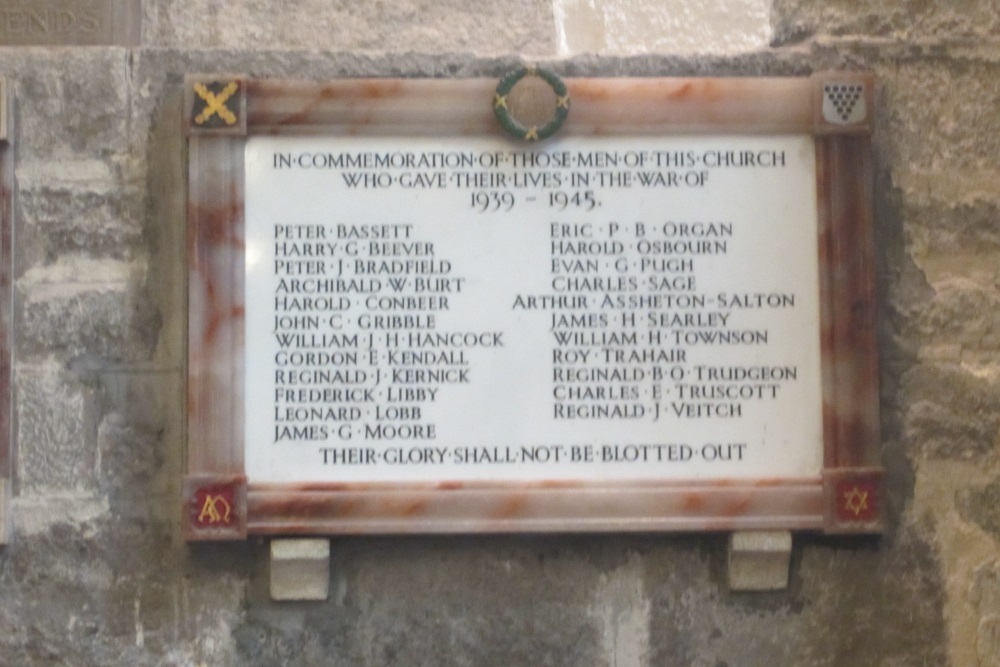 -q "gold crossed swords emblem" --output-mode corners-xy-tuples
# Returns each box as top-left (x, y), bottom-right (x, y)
(193, 81), (239, 126)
